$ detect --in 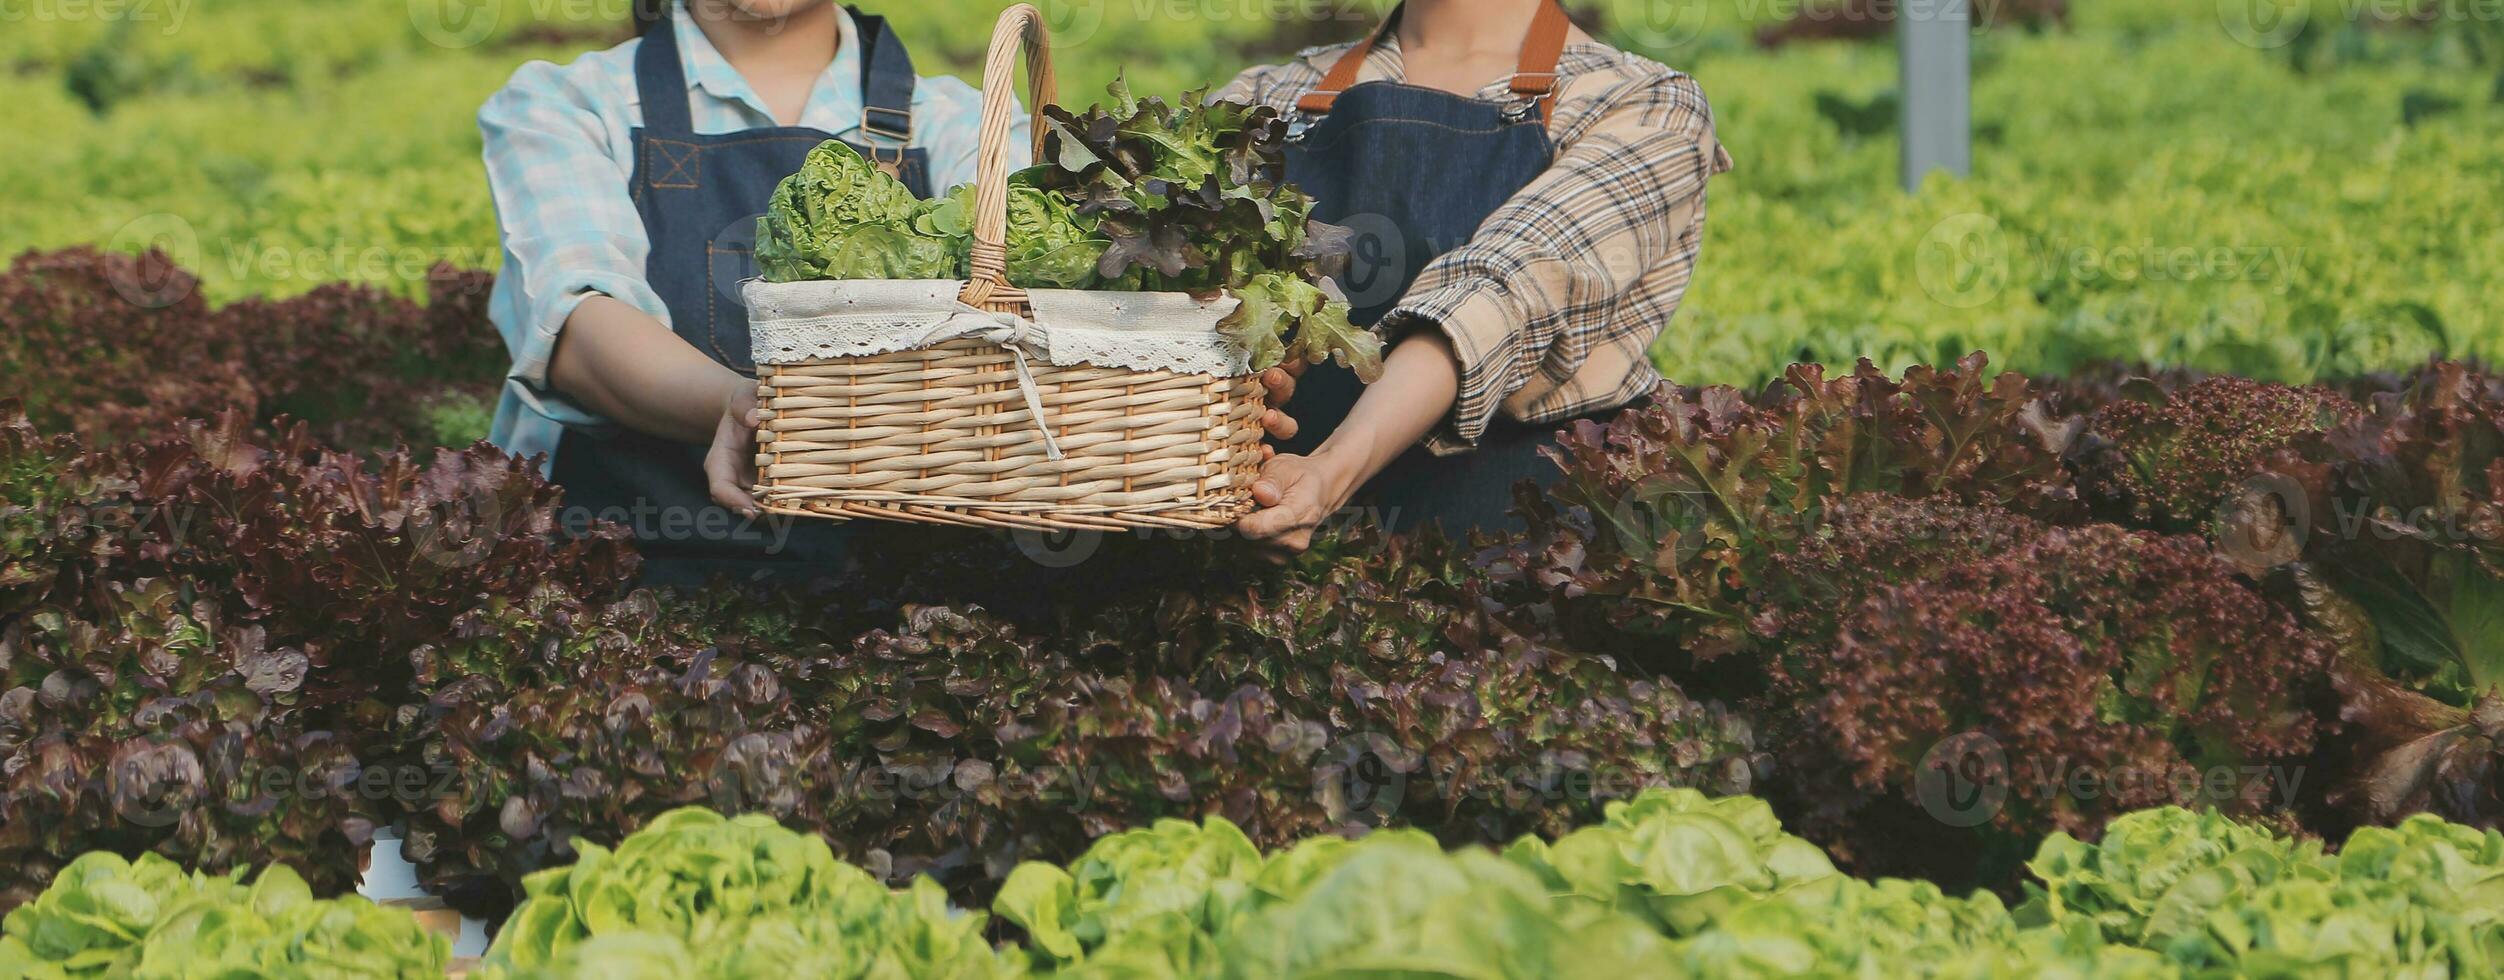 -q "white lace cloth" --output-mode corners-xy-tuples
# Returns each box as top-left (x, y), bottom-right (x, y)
(745, 279), (1252, 376)
(744, 279), (1256, 463)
